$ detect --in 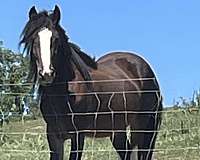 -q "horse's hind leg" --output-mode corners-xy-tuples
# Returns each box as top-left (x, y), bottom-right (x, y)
(130, 115), (158, 160)
(139, 115), (159, 160)
(110, 132), (131, 160)
(136, 129), (157, 160)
